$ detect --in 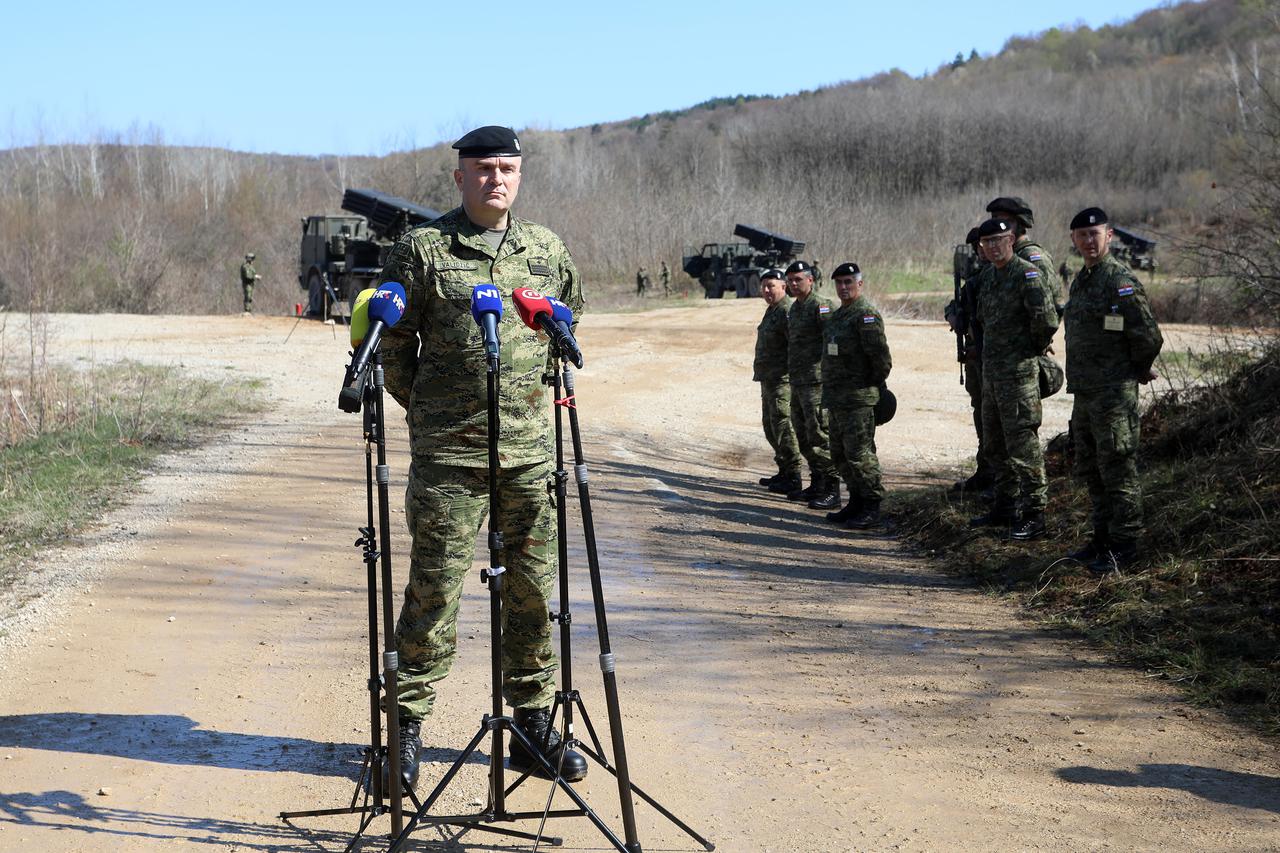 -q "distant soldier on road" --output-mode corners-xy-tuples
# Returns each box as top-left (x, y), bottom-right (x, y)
(1063, 207), (1163, 571)
(821, 263), (891, 529)
(944, 228), (995, 494)
(785, 260), (839, 508)
(239, 253), (261, 314)
(968, 219), (1060, 540)
(636, 265), (650, 297)
(753, 269), (803, 494)
(660, 260), (671, 296)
